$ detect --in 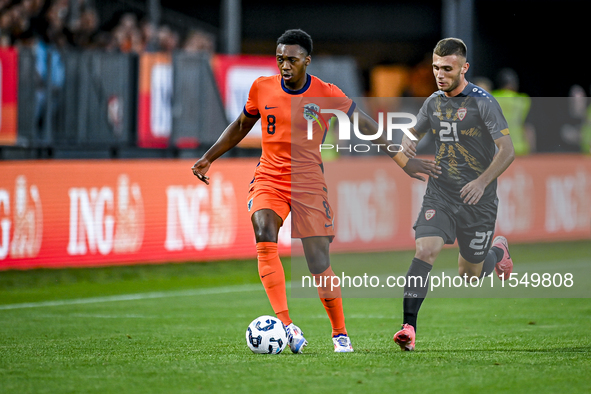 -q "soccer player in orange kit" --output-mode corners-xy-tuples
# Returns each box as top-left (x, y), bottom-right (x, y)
(192, 29), (440, 353)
